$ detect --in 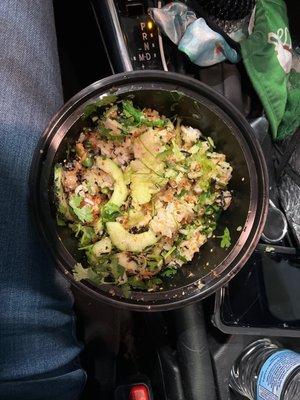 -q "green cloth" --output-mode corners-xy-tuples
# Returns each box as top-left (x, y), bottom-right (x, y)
(241, 0), (300, 140)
